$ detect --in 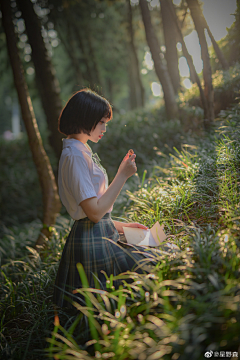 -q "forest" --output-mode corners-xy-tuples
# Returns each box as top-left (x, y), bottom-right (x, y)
(0, 0), (240, 359)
